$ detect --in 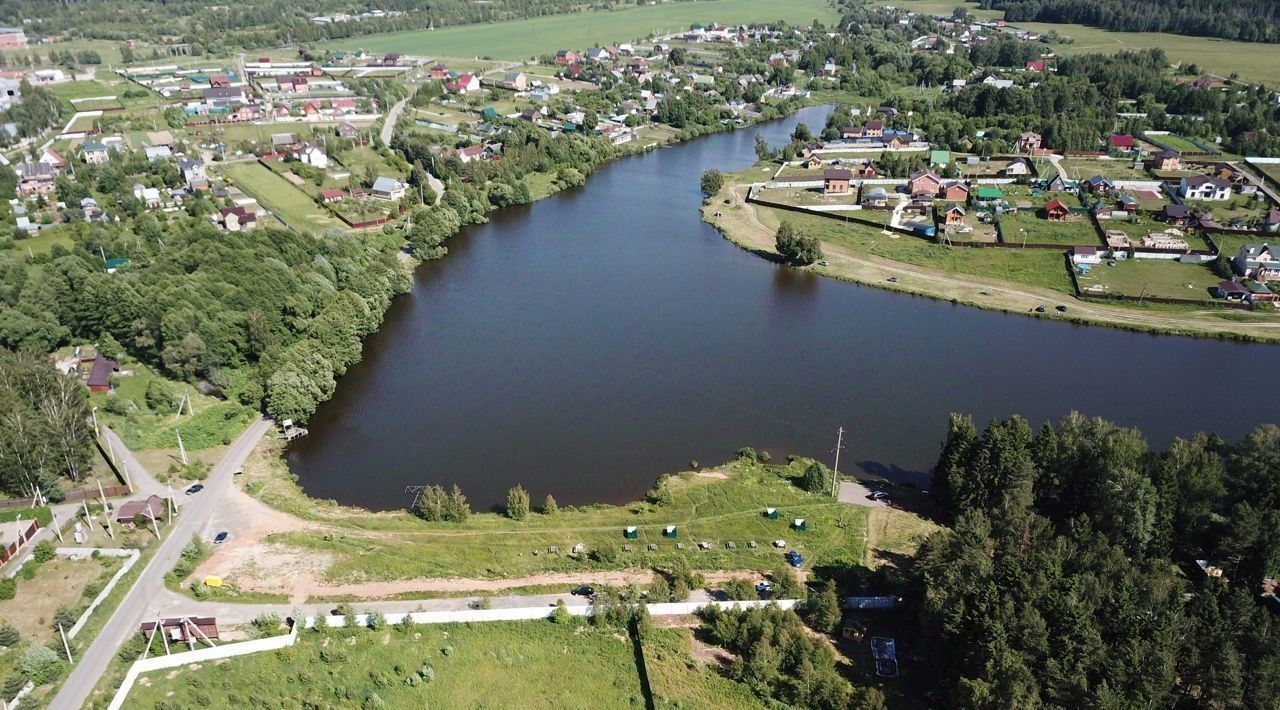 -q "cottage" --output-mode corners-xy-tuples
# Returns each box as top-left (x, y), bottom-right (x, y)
(218, 206), (257, 232)
(270, 133), (298, 150)
(86, 353), (118, 392)
(371, 176), (406, 201)
(823, 168), (853, 196)
(1162, 204), (1193, 225)
(907, 170), (943, 198)
(1043, 198), (1071, 221)
(146, 130), (175, 148)
(144, 145), (172, 162)
(80, 141), (110, 165)
(975, 186), (1004, 203)
(276, 75), (308, 93)
(804, 154), (823, 169)
(1109, 134), (1136, 153)
(456, 145), (487, 163)
(1235, 244), (1280, 280)
(1016, 131), (1042, 153)
(940, 181), (969, 202)
(445, 73), (480, 93)
(1151, 149), (1182, 172)
(1001, 158), (1031, 178)
(15, 161), (57, 195)
(1117, 194), (1139, 213)
(116, 495), (164, 527)
(942, 205), (966, 226)
(857, 163), (878, 179)
(1215, 280), (1249, 301)
(554, 50), (580, 66)
(930, 150), (951, 167)
(1083, 175), (1114, 195)
(336, 121), (360, 139)
(178, 158), (207, 189)
(502, 72), (528, 91)
(429, 63), (449, 80)
(1071, 246), (1102, 265)
(293, 143), (329, 169)
(1179, 175), (1232, 201)
(863, 119), (884, 138)
(1025, 59), (1046, 72)
(203, 86), (245, 107)
(320, 188), (346, 203)
(1045, 174), (1071, 193)
(133, 183), (161, 208)
(862, 186), (889, 207)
